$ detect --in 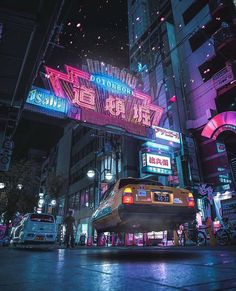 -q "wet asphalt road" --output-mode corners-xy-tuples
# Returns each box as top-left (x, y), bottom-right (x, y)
(0, 246), (236, 291)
